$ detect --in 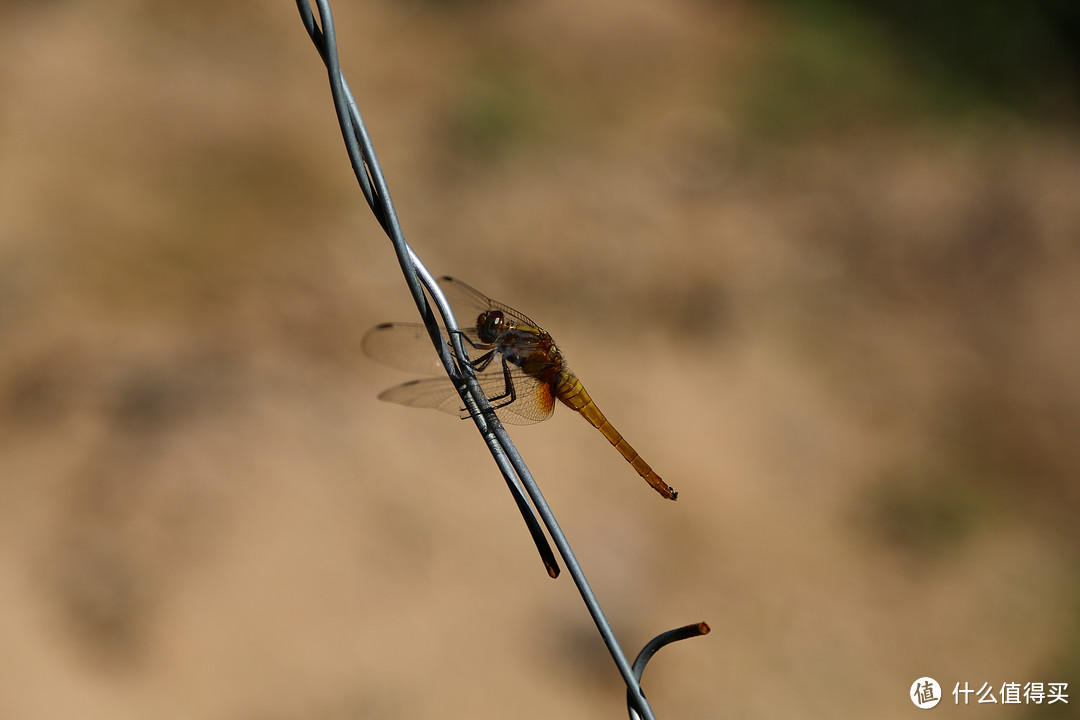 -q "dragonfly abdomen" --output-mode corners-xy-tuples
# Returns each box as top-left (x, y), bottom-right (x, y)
(554, 373), (677, 500)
